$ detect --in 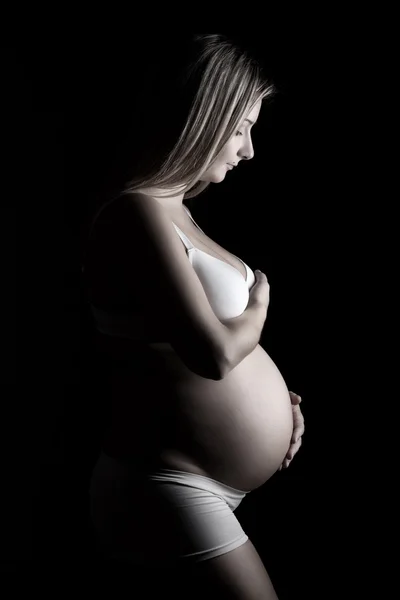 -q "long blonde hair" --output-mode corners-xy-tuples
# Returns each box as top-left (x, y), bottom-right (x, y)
(118, 34), (275, 201)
